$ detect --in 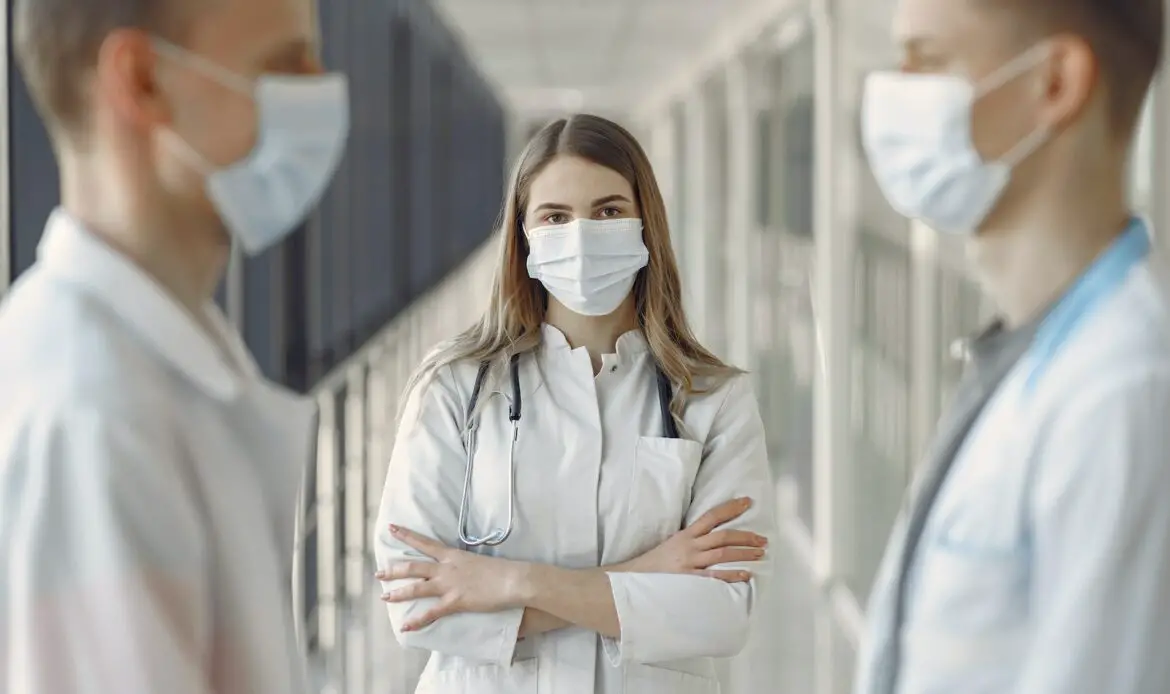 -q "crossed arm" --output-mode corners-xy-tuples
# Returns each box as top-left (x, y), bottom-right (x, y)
(377, 497), (765, 639)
